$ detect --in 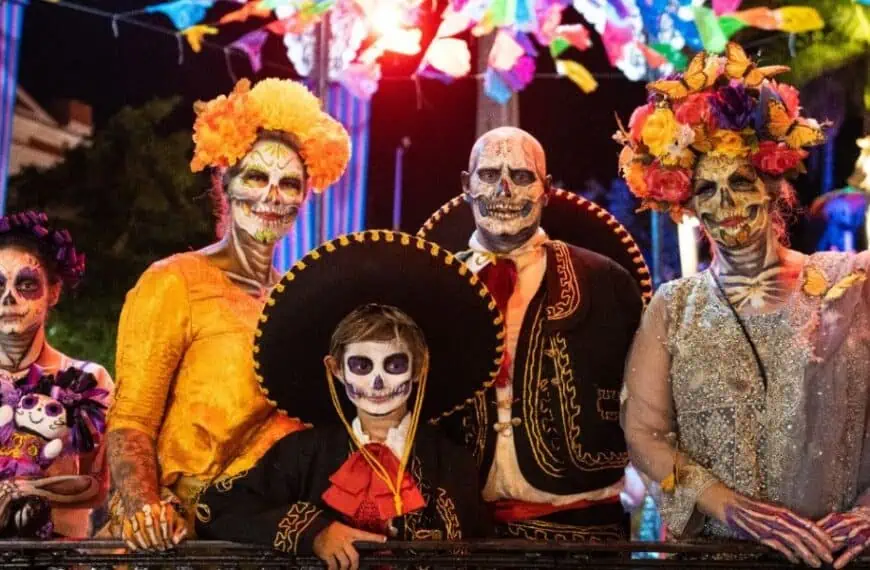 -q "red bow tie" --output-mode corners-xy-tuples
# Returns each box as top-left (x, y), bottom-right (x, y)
(322, 443), (425, 532)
